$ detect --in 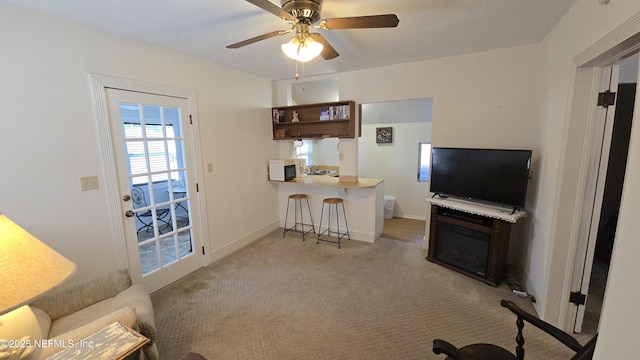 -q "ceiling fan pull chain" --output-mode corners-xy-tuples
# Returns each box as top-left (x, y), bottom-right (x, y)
(294, 42), (302, 80)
